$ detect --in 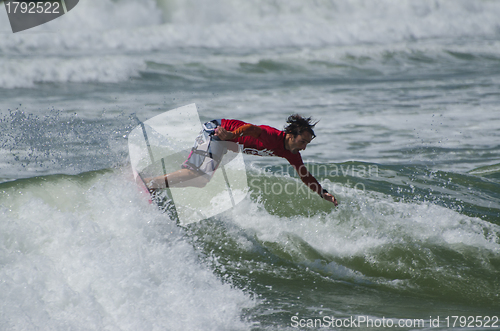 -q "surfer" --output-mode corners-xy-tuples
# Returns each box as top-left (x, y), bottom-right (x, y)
(146, 114), (338, 206)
